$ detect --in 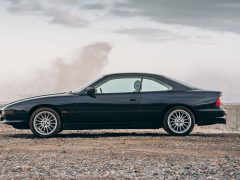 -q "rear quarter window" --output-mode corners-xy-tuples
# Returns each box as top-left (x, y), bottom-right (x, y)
(141, 78), (173, 92)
